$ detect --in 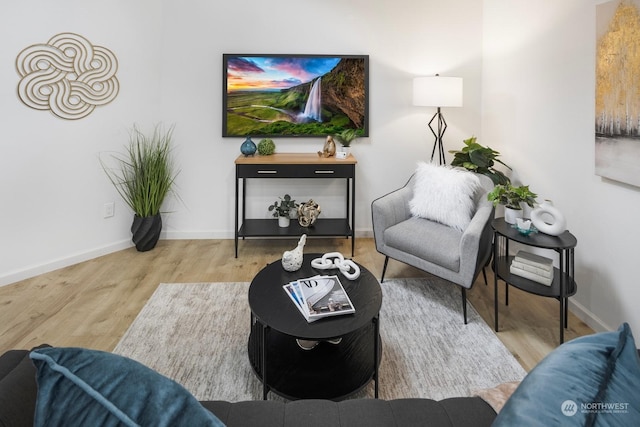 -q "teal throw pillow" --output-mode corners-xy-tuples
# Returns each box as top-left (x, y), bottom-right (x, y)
(30, 347), (225, 427)
(493, 323), (640, 426)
